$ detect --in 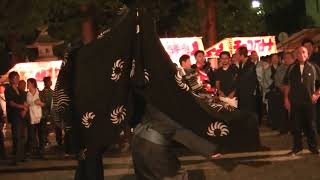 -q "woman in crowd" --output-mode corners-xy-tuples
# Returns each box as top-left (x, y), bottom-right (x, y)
(26, 78), (45, 158)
